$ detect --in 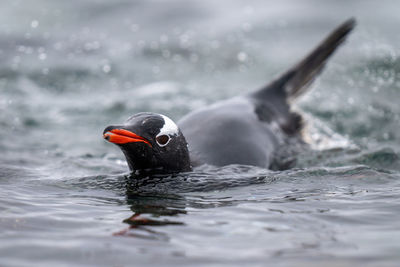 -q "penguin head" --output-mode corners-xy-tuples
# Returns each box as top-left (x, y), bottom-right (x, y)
(103, 112), (191, 174)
